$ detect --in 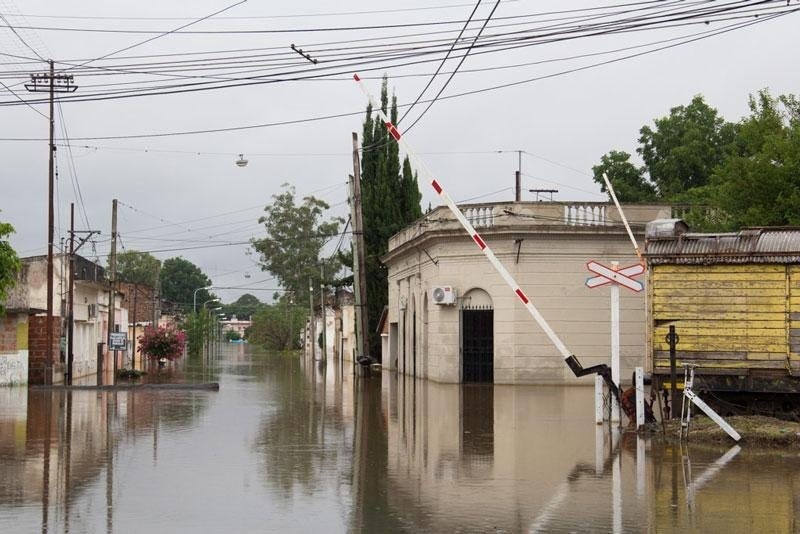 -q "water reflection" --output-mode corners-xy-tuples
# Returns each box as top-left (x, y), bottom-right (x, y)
(0, 347), (799, 533)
